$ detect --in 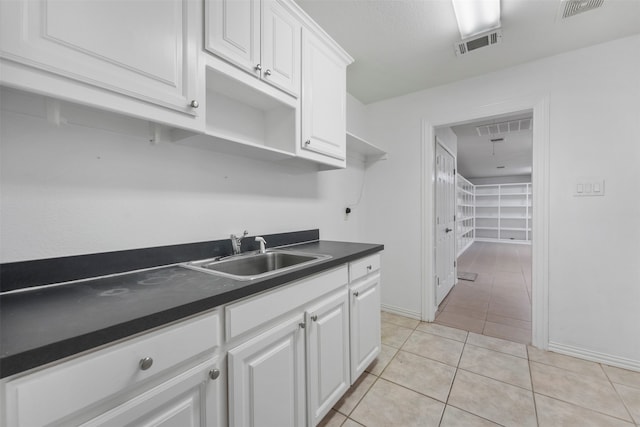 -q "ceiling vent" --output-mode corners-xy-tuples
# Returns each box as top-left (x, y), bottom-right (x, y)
(476, 117), (532, 136)
(559, 0), (604, 19)
(454, 29), (502, 57)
